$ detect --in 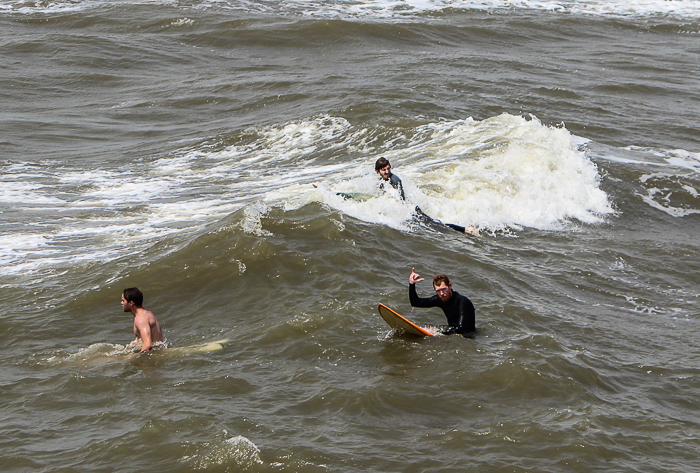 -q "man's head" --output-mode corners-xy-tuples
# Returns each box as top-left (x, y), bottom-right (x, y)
(433, 274), (453, 302)
(375, 157), (392, 181)
(122, 287), (144, 312)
